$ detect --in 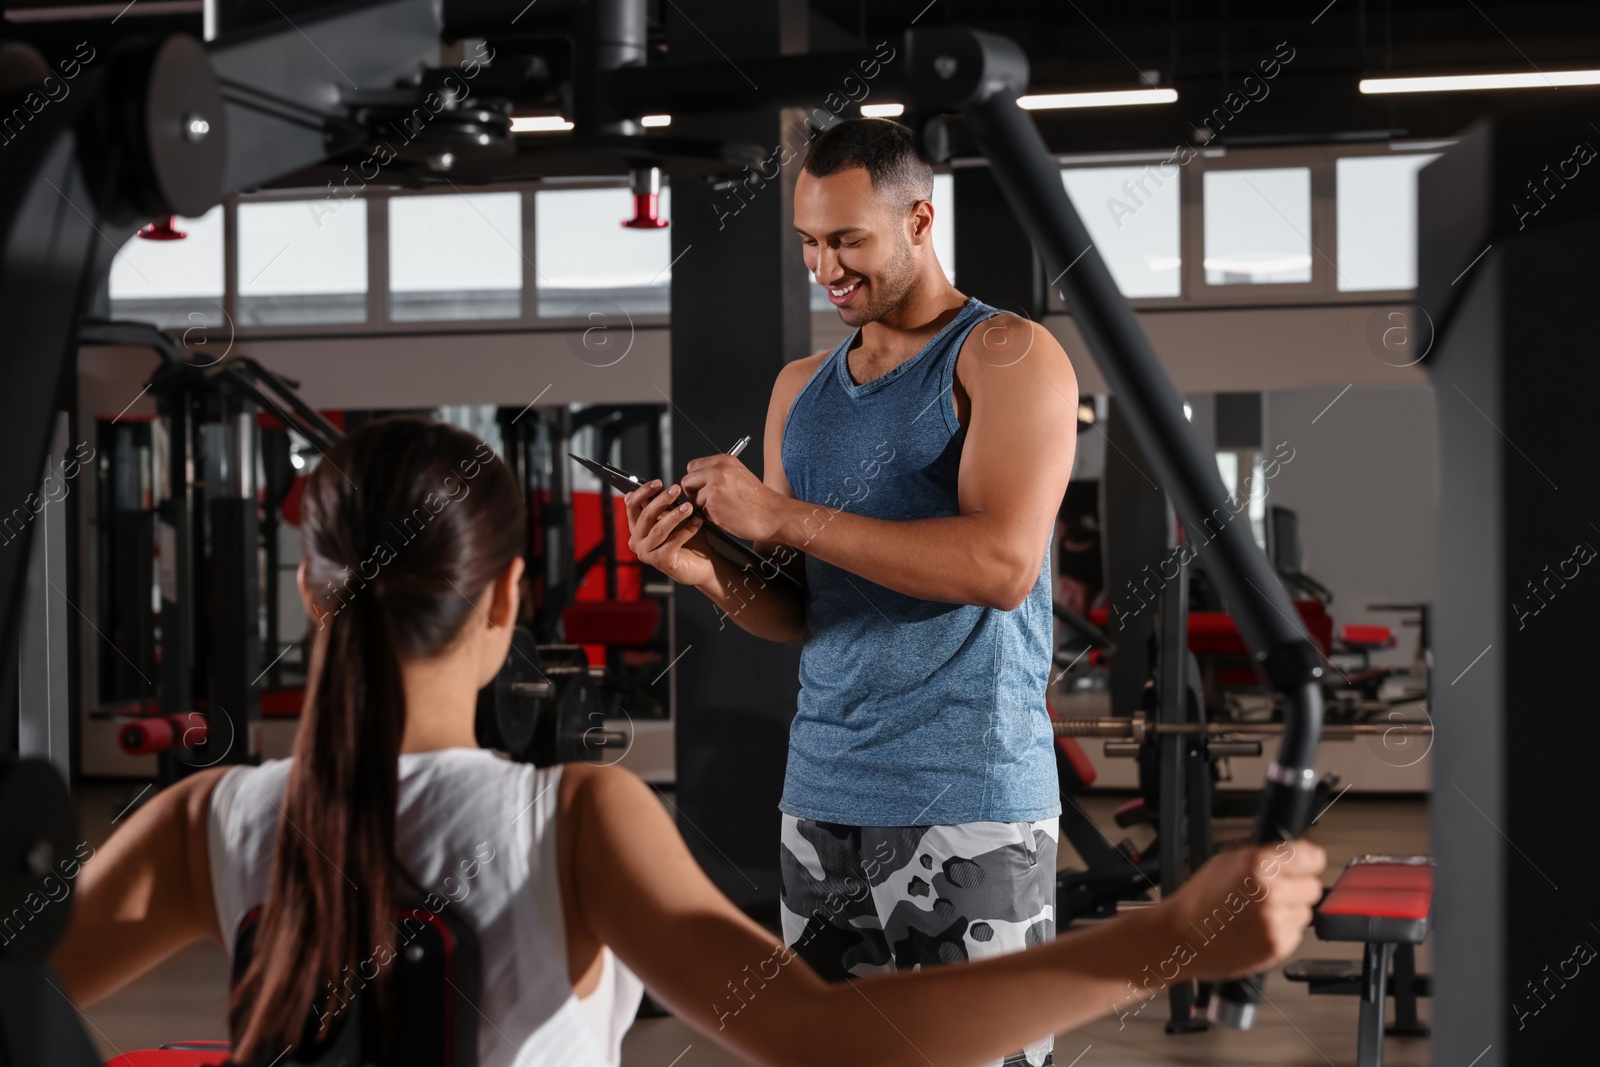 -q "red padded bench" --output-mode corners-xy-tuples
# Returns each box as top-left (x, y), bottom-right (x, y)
(1089, 600), (1336, 708)
(106, 1041), (230, 1066)
(561, 599), (661, 645)
(562, 598), (663, 672)
(1286, 855), (1433, 1067)
(1335, 623), (1398, 682)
